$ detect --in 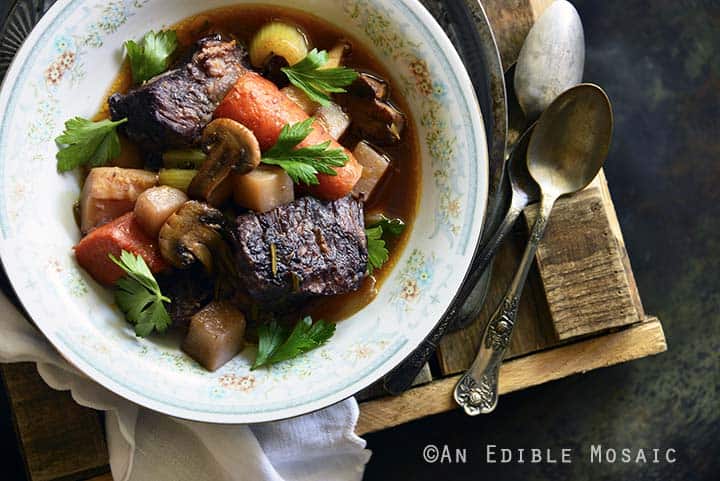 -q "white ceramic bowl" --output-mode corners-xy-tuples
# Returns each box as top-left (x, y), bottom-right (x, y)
(0, 0), (487, 423)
